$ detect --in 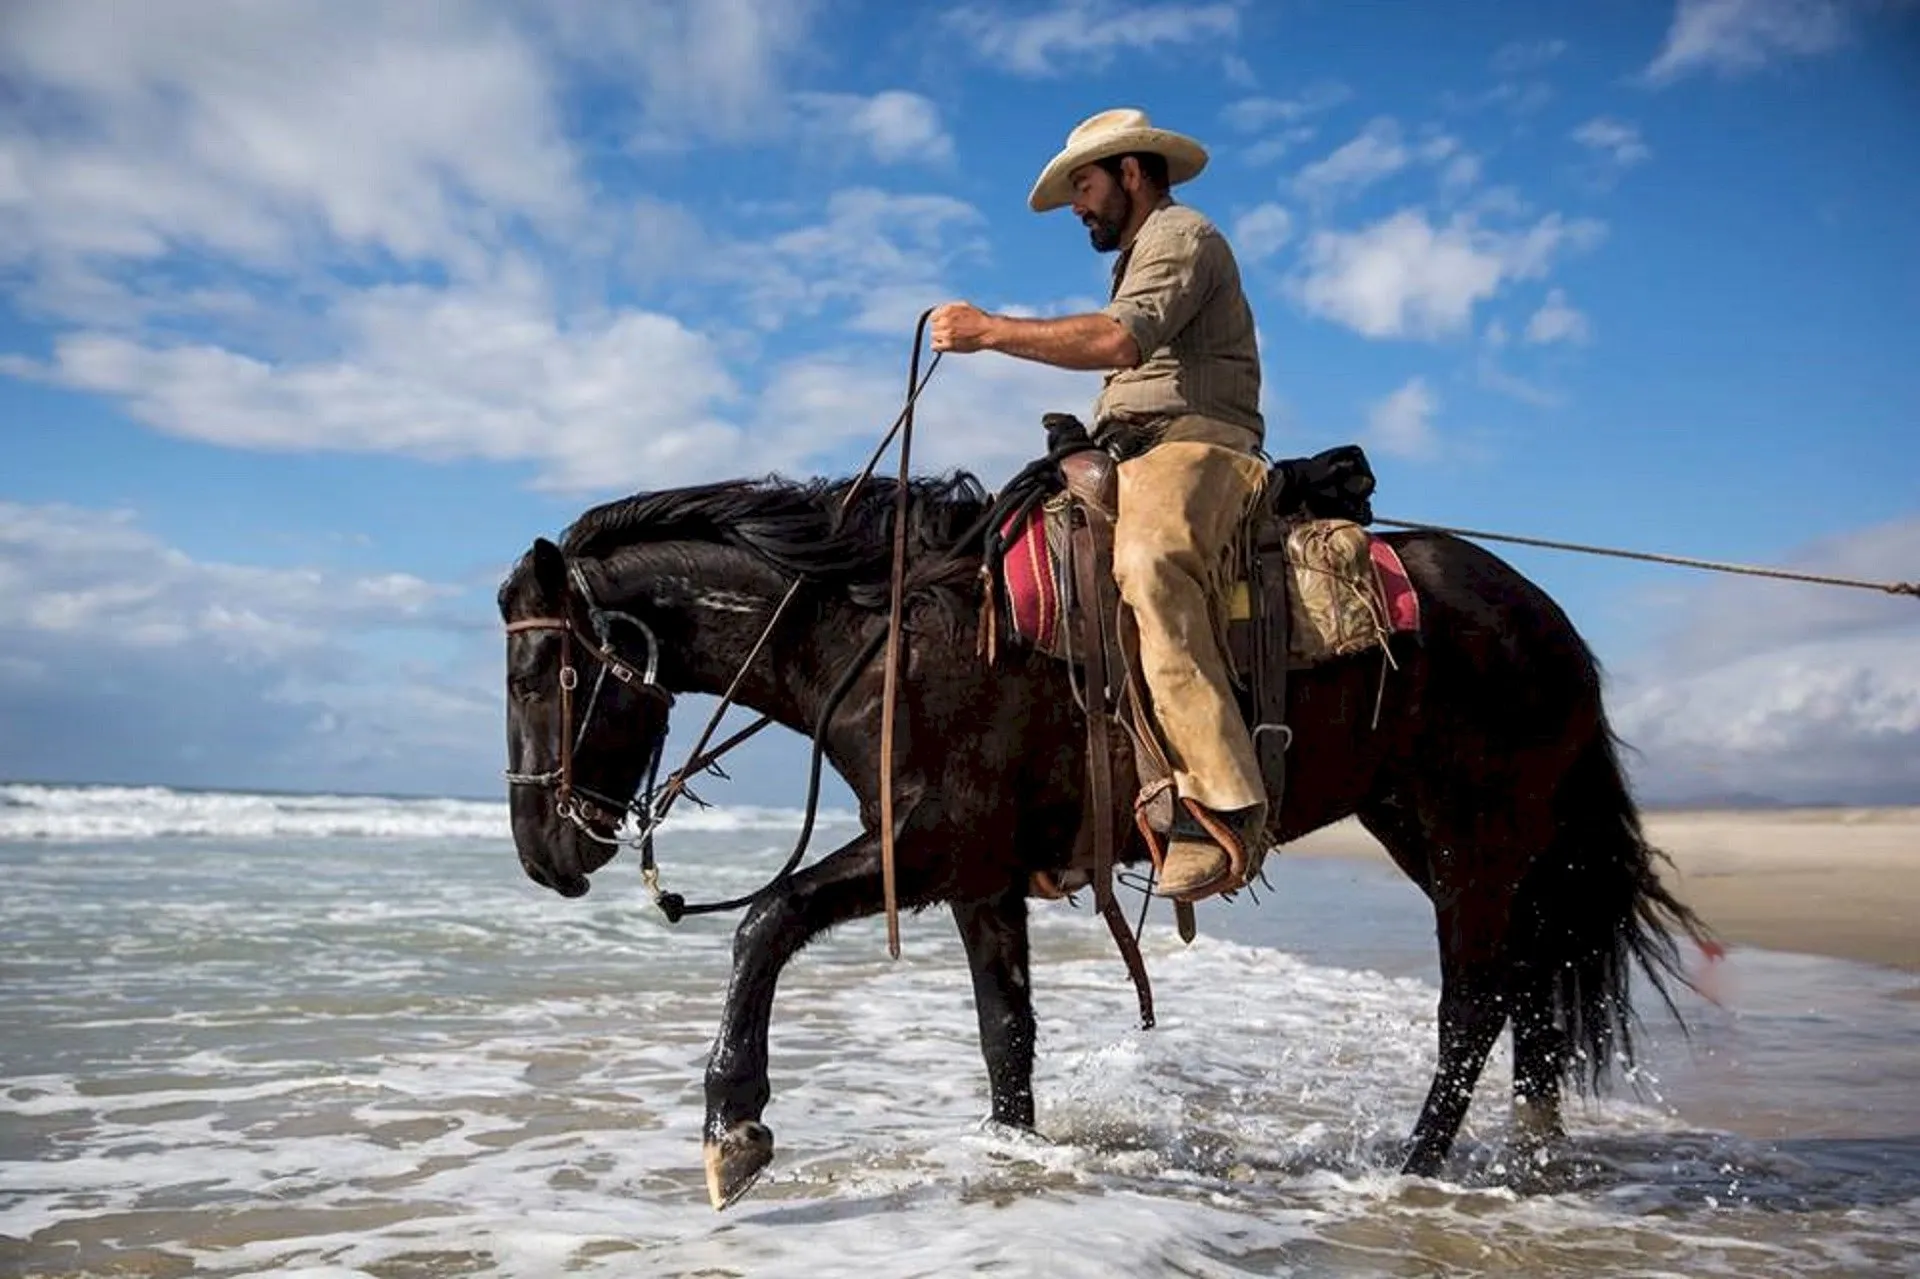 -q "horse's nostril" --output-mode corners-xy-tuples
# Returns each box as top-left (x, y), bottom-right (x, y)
(522, 858), (552, 889)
